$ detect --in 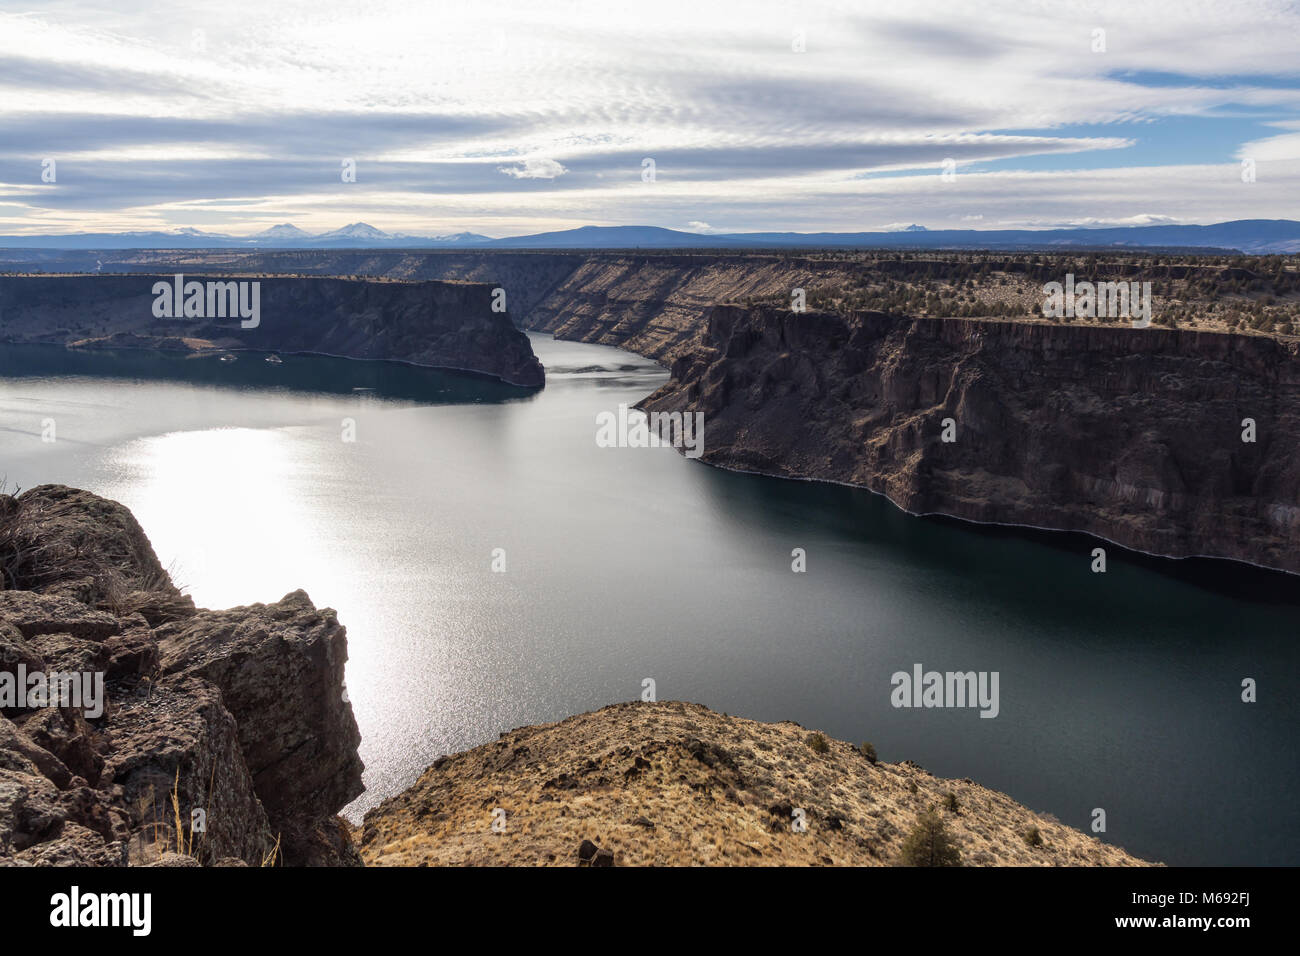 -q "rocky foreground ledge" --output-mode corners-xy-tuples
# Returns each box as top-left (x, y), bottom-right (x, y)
(360, 700), (1151, 866)
(0, 485), (364, 866)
